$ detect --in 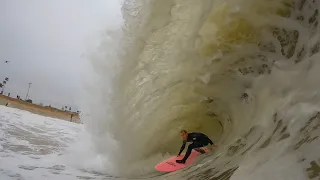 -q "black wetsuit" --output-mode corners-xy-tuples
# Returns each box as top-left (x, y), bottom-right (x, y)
(177, 132), (214, 162)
